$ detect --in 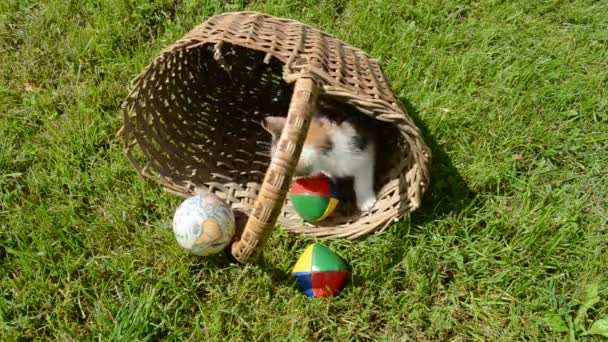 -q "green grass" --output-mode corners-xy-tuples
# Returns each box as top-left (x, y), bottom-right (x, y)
(1, 0), (607, 340)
